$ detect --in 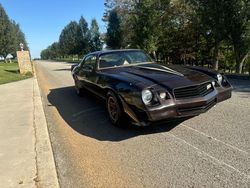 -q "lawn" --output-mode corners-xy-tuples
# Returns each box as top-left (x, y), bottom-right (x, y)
(0, 62), (32, 85)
